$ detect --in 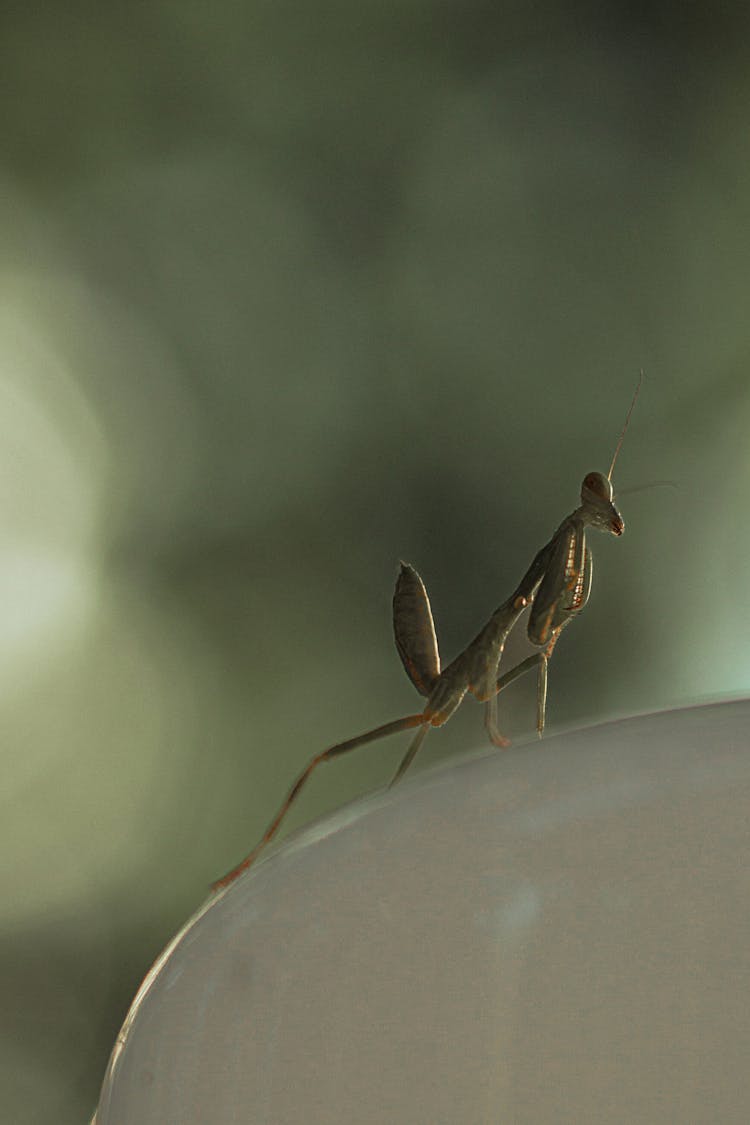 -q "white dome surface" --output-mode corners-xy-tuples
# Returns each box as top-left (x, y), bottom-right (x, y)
(94, 701), (750, 1124)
